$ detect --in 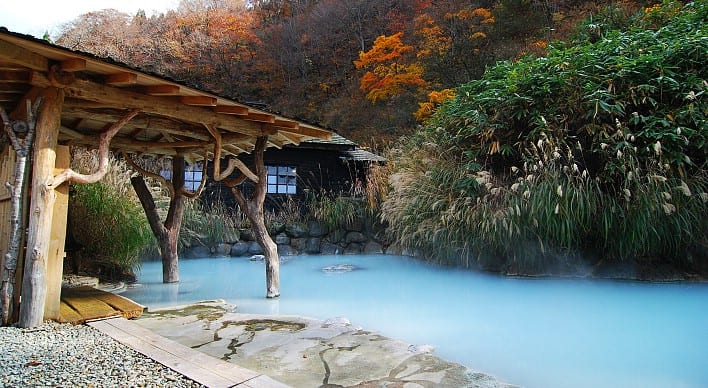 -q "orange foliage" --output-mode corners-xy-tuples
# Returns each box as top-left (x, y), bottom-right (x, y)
(414, 88), (455, 122)
(355, 33), (413, 69)
(355, 33), (428, 103)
